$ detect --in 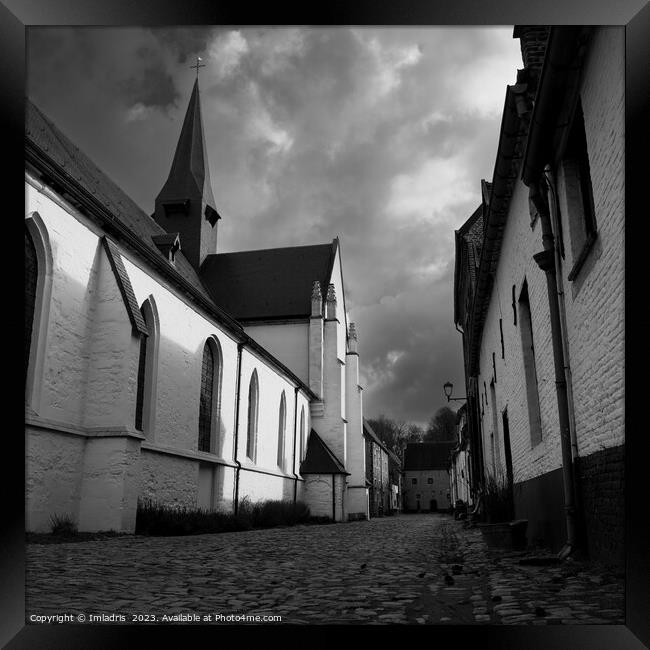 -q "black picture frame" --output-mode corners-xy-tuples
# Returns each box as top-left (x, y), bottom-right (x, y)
(4, 1), (649, 647)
